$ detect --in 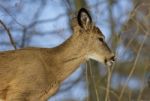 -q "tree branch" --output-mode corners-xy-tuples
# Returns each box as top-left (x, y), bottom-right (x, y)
(0, 20), (17, 50)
